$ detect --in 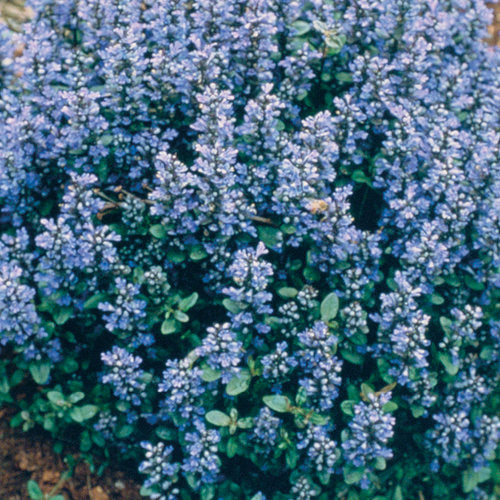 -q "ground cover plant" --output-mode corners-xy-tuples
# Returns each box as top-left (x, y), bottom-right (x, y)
(0, 0), (499, 498)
